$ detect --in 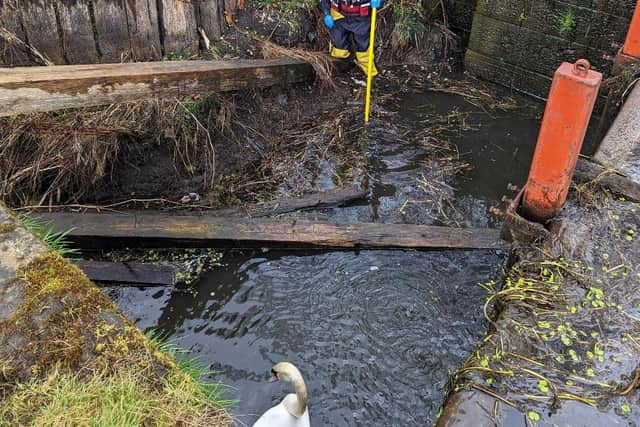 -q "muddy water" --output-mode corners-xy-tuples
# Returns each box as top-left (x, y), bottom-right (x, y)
(107, 80), (542, 425)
